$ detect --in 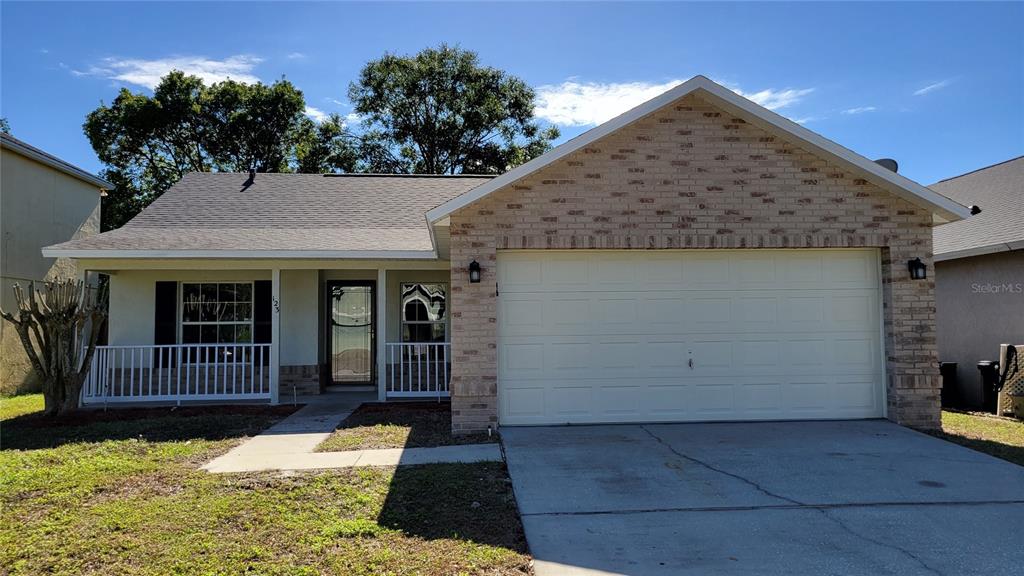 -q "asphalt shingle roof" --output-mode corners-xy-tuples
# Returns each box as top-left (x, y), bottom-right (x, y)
(931, 156), (1024, 258)
(47, 172), (491, 254)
